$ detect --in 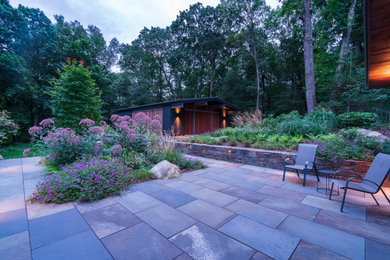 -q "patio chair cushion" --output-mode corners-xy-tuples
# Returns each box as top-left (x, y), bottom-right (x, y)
(331, 179), (379, 193)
